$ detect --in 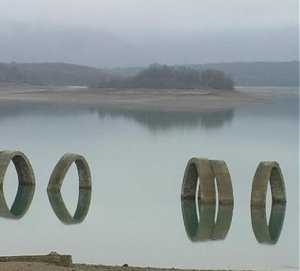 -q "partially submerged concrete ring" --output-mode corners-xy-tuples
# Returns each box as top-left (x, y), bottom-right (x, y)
(251, 161), (286, 207)
(47, 188), (91, 225)
(47, 153), (92, 224)
(210, 160), (234, 205)
(47, 153), (92, 191)
(181, 158), (233, 205)
(181, 158), (216, 203)
(0, 150), (35, 219)
(0, 150), (36, 187)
